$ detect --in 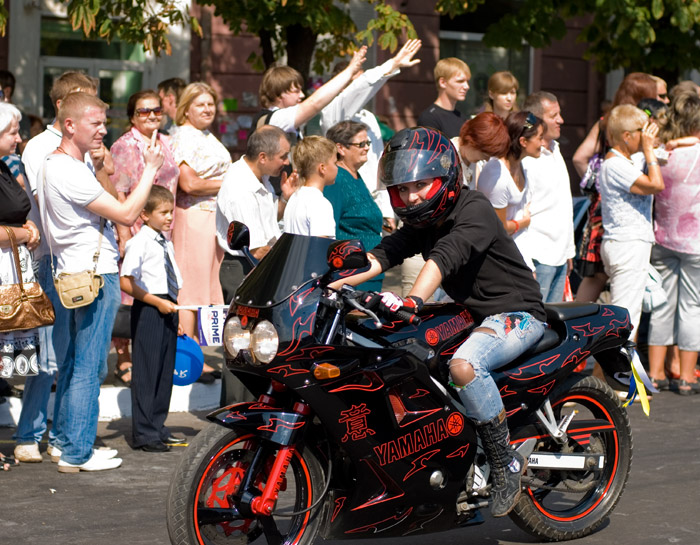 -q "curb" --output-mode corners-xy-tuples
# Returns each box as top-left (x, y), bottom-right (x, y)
(0, 381), (221, 427)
